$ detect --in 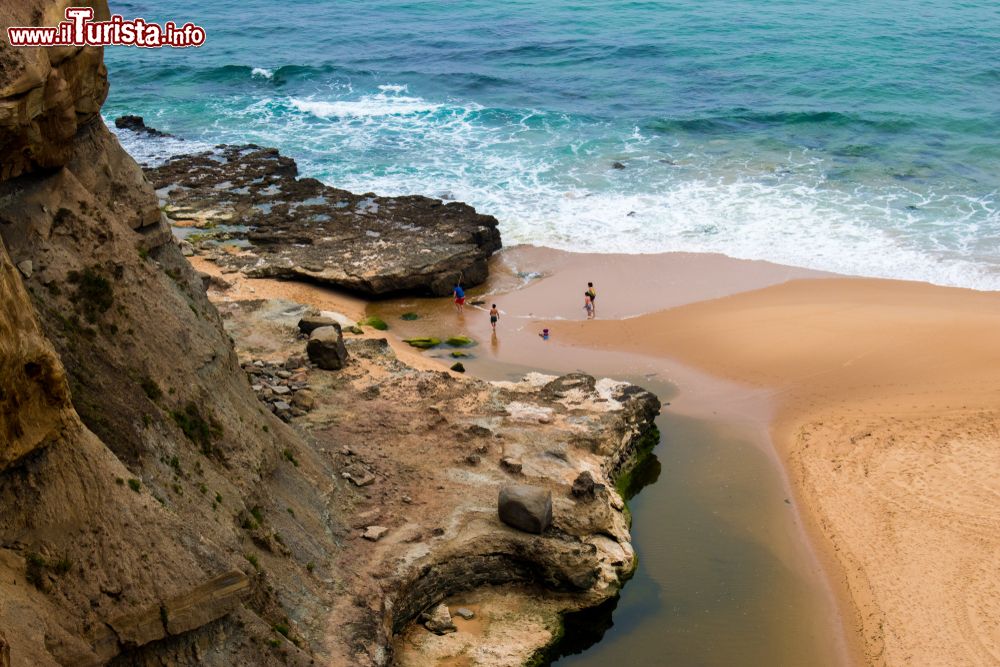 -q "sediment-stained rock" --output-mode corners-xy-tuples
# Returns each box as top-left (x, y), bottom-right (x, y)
(141, 144), (502, 296)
